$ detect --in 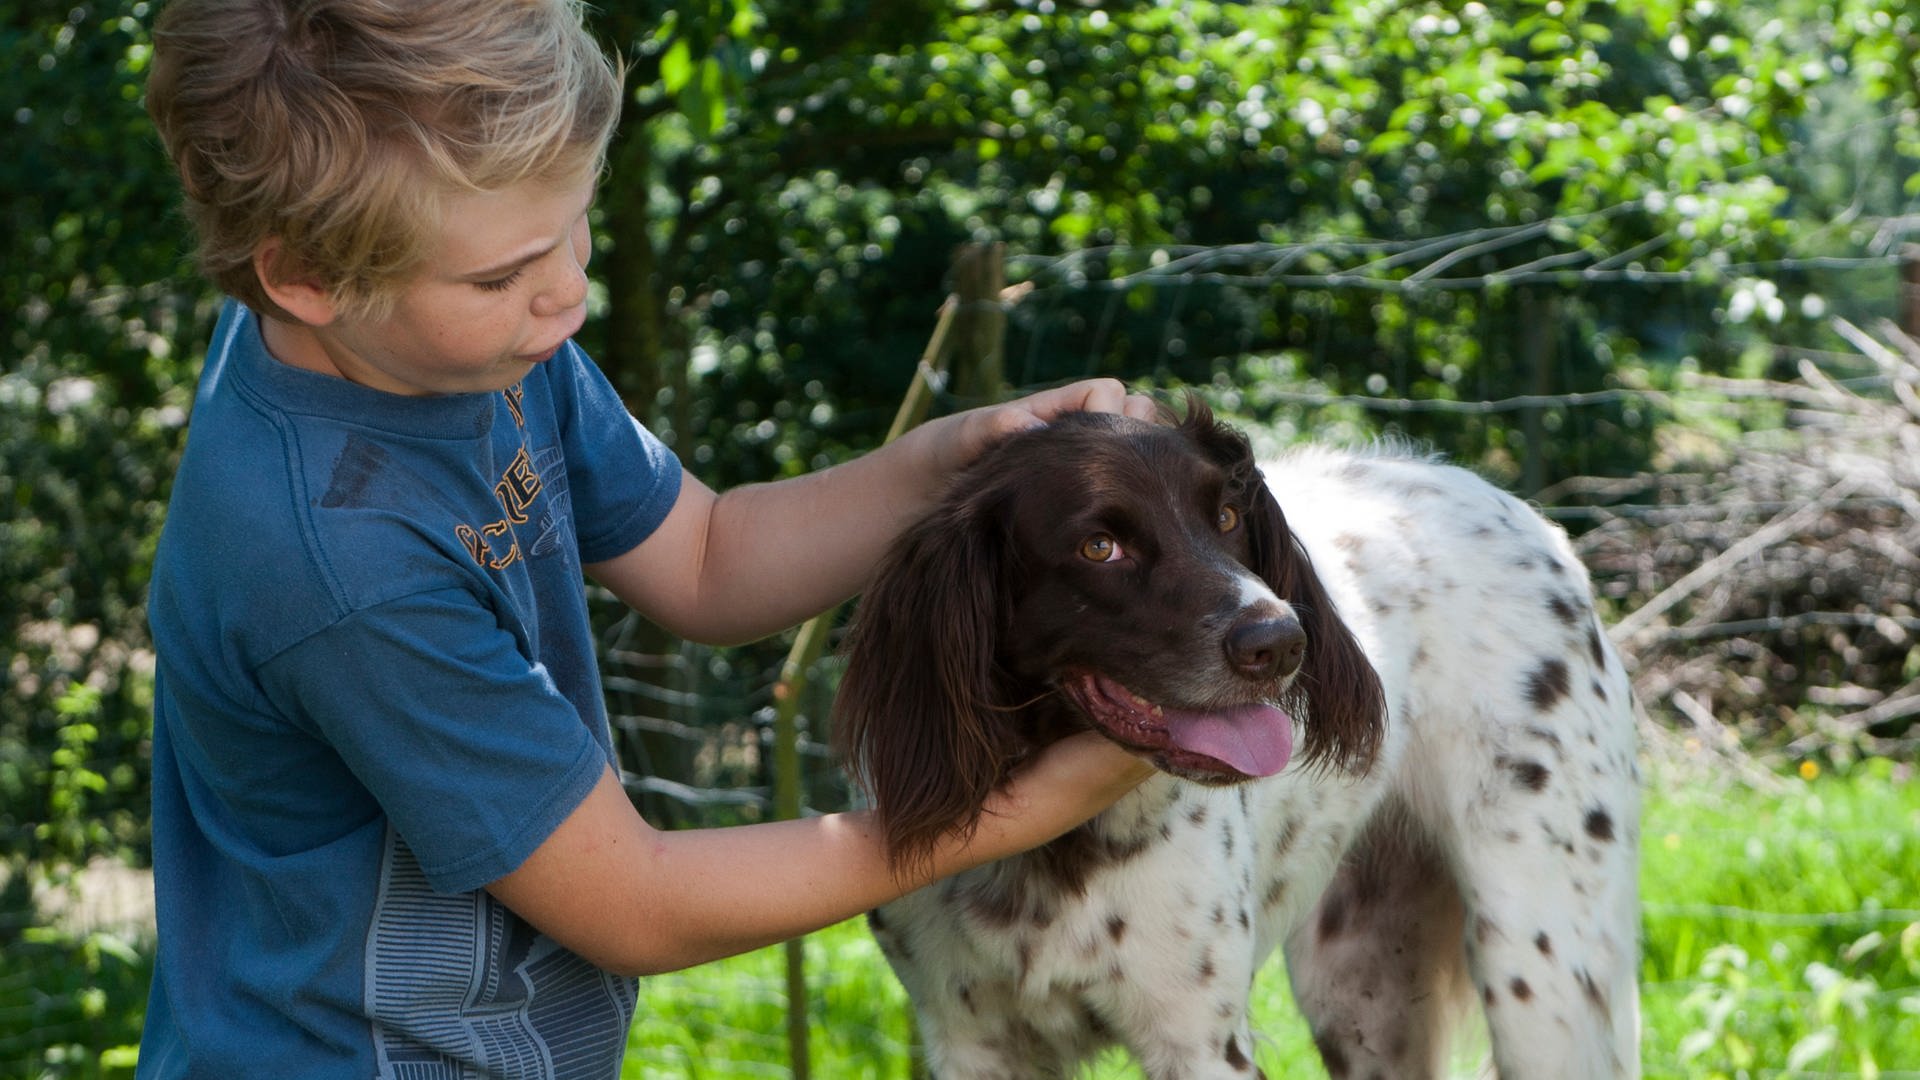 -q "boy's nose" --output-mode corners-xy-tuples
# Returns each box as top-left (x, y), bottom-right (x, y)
(533, 246), (589, 318)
